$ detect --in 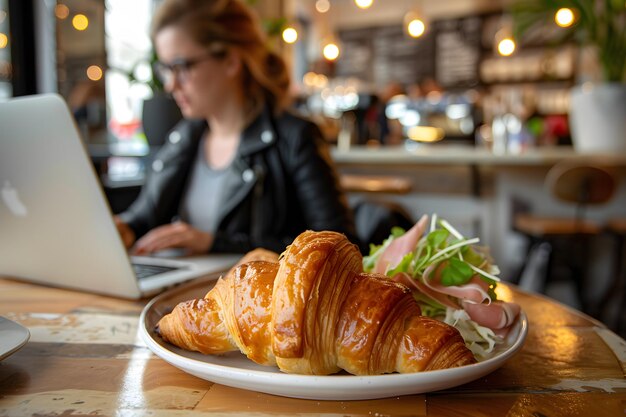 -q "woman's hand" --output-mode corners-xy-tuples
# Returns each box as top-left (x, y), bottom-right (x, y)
(132, 221), (214, 255)
(114, 216), (136, 249)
